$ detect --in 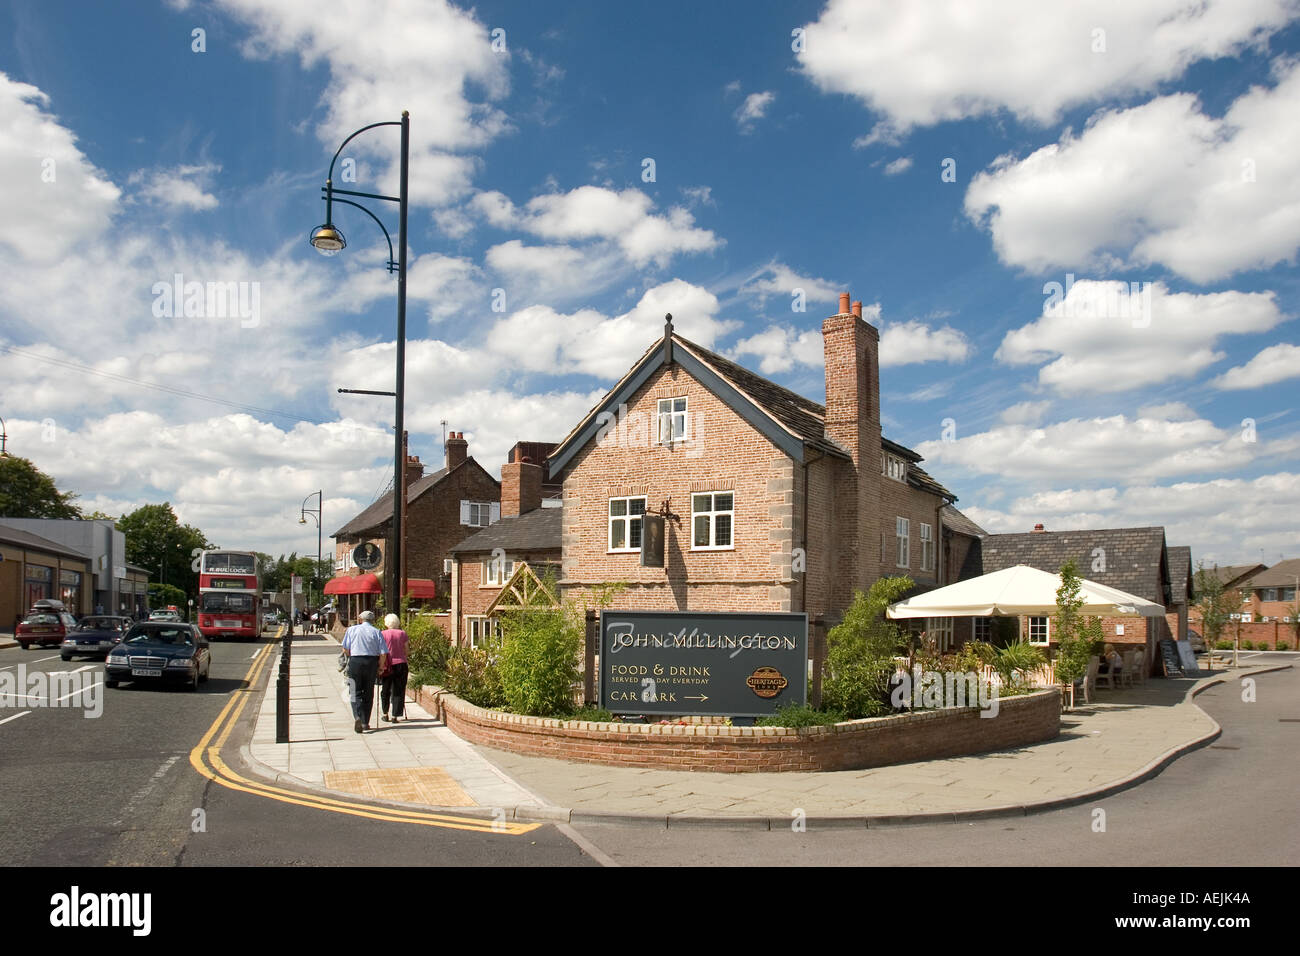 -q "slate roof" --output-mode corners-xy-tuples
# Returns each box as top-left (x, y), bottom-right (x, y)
(1167, 545), (1193, 604)
(1246, 558), (1300, 588)
(941, 506), (986, 538)
(0, 523), (90, 560)
(546, 329), (956, 501)
(1198, 563), (1266, 589)
(332, 460), (500, 538)
(449, 507), (562, 555)
(979, 526), (1170, 605)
